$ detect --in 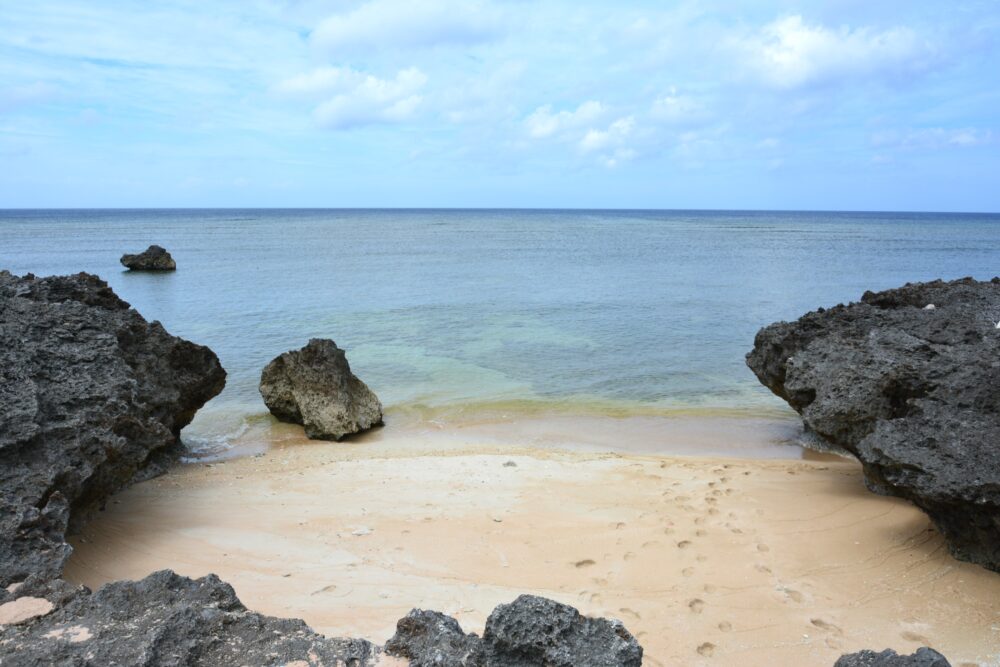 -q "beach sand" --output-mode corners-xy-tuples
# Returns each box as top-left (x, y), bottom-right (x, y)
(65, 417), (1000, 666)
